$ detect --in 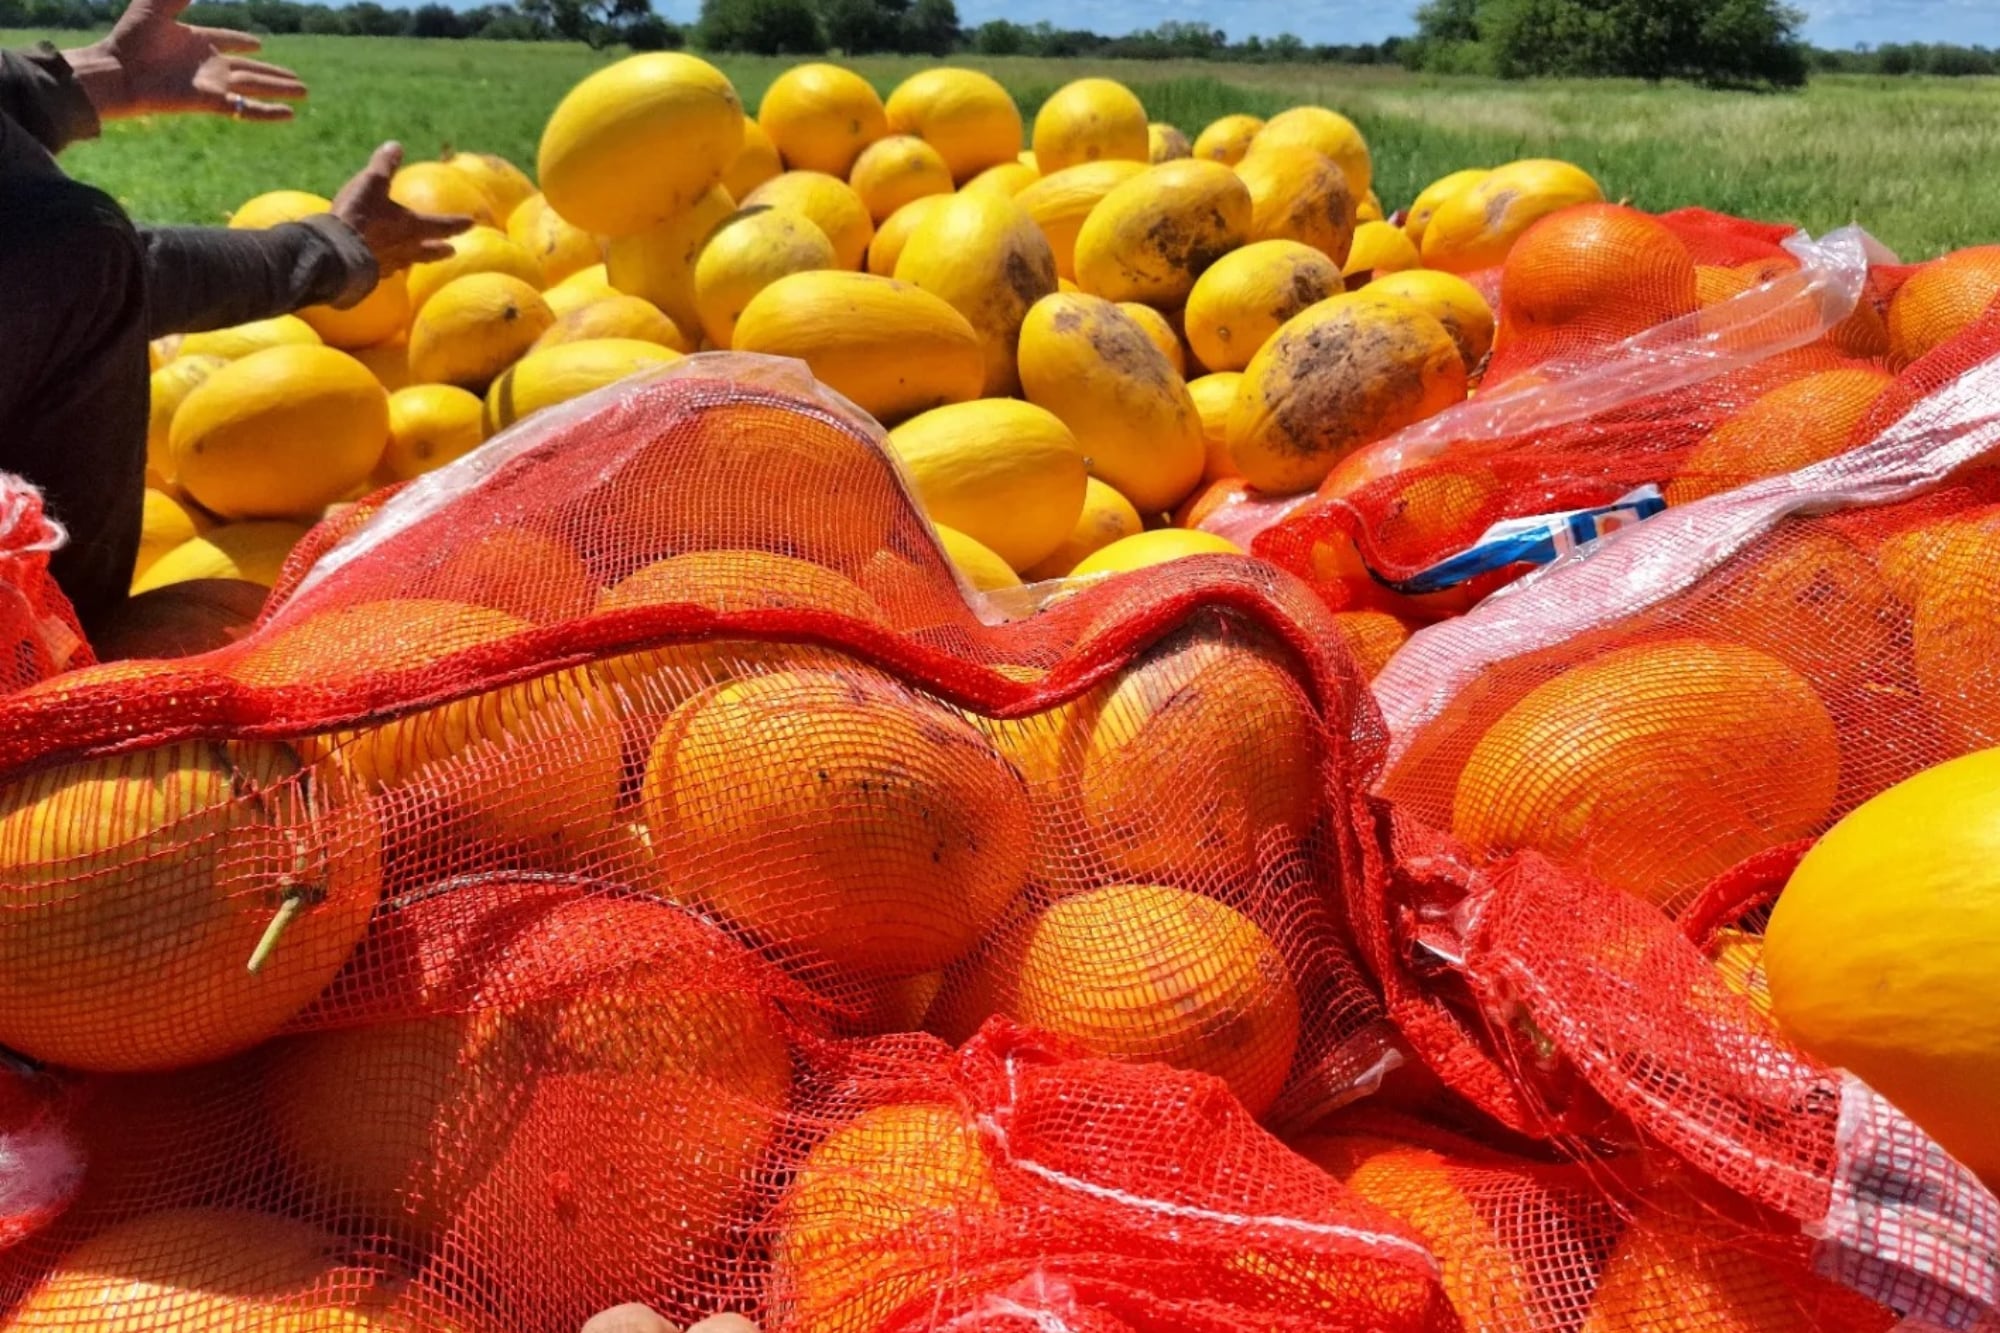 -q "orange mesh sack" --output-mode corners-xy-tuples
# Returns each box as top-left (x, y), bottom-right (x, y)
(1231, 210), (1901, 619)
(0, 475), (89, 697)
(0, 354), (1430, 1329)
(1333, 296), (2000, 1327)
